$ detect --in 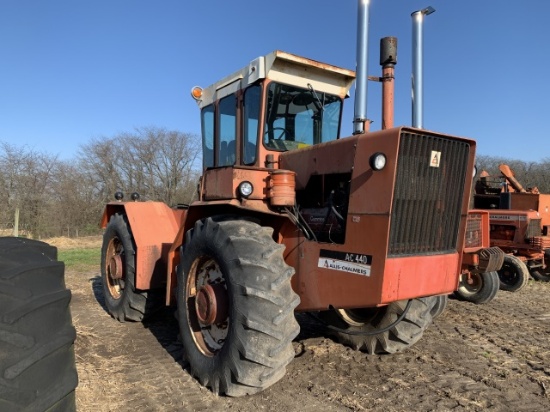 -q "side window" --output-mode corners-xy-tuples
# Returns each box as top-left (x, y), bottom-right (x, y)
(201, 105), (214, 169)
(295, 108), (314, 145)
(243, 85), (260, 165)
(218, 95), (236, 166)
